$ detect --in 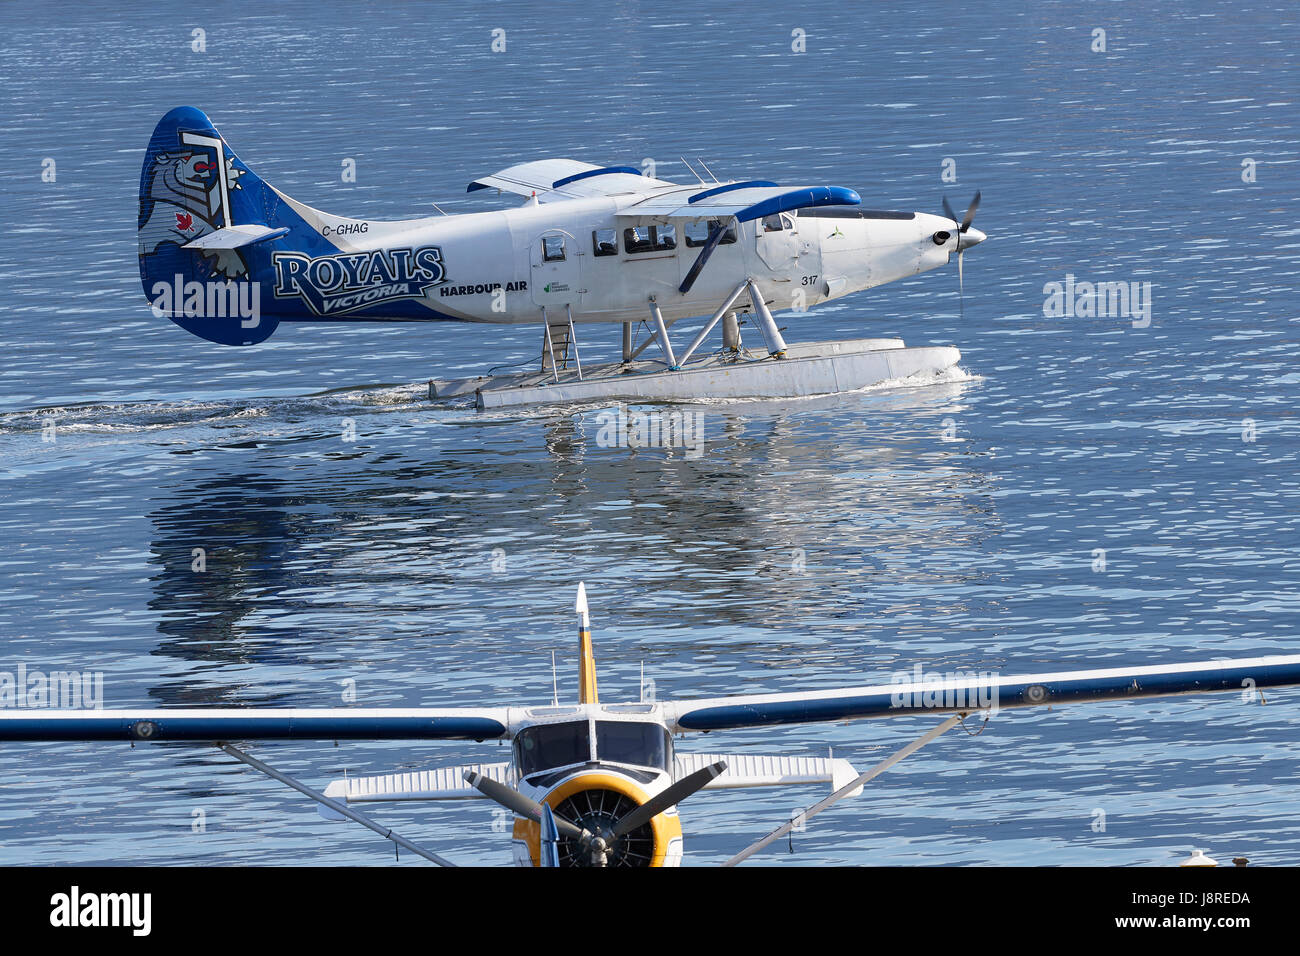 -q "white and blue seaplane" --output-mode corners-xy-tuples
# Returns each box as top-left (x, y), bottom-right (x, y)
(2, 585), (1298, 867)
(139, 107), (985, 409)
